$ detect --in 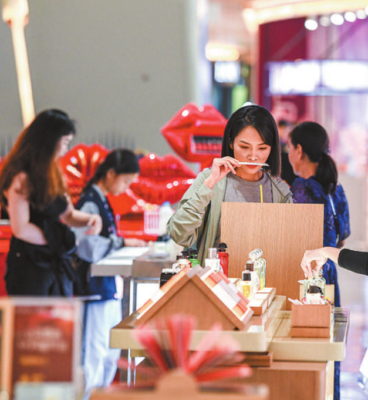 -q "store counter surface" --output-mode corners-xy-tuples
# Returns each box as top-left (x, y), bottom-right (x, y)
(110, 298), (349, 362)
(111, 296), (286, 352)
(90, 247), (175, 278)
(270, 307), (349, 362)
